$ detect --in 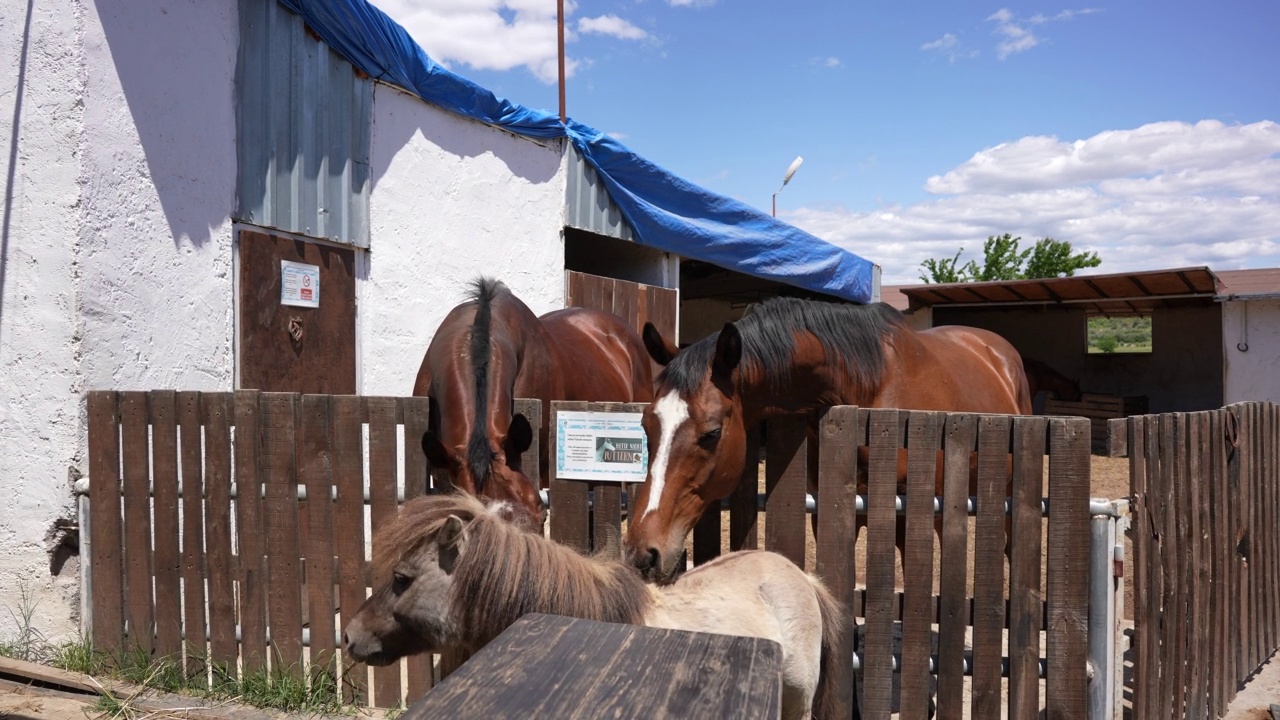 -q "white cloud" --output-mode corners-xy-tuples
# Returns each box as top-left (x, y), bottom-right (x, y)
(920, 32), (979, 62)
(786, 120), (1280, 284)
(374, 0), (643, 83)
(578, 15), (648, 41)
(921, 33), (958, 52)
(668, 0), (716, 7)
(986, 7), (1096, 60)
